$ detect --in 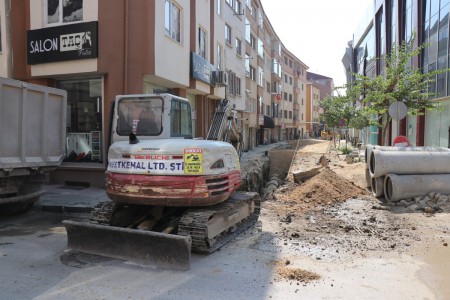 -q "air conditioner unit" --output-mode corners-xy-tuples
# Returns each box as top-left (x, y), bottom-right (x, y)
(215, 70), (229, 87)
